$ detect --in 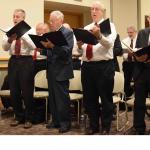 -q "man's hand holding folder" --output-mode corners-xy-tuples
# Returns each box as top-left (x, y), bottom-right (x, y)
(7, 33), (18, 43)
(40, 39), (54, 49)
